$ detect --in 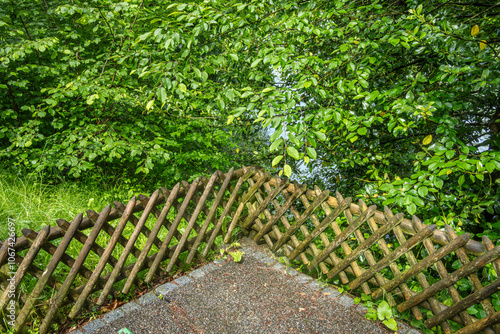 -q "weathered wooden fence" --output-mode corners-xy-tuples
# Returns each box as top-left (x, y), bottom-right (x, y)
(1, 166), (499, 334)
